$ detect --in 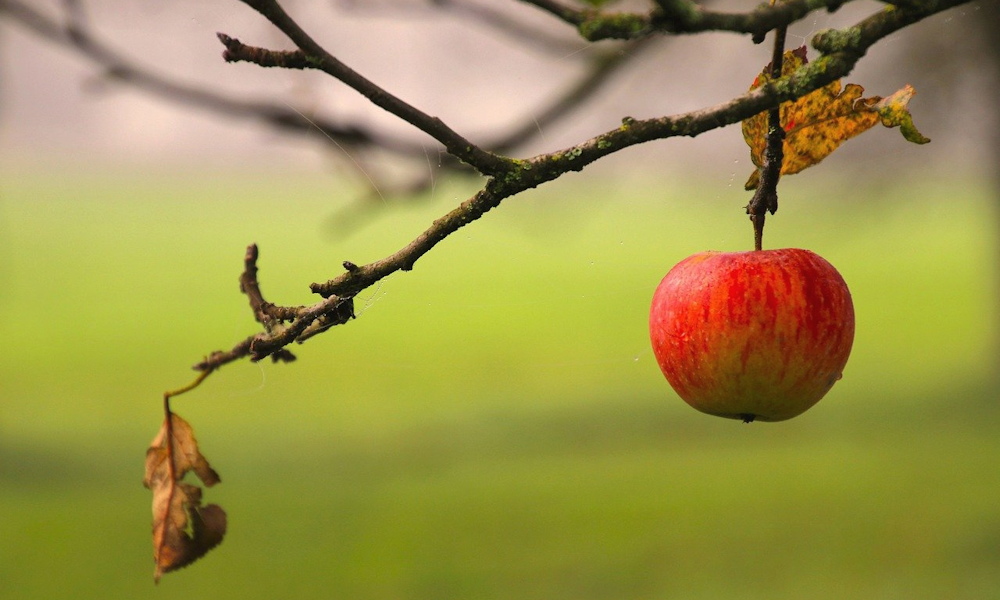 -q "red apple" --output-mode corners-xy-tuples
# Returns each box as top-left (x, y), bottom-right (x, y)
(649, 248), (854, 422)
